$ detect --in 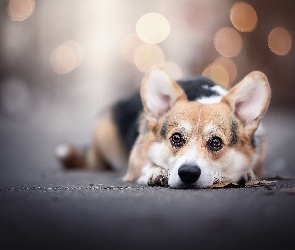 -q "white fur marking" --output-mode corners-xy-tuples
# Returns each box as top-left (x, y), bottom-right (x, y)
(137, 162), (168, 185)
(179, 122), (192, 133)
(196, 86), (228, 104)
(167, 146), (214, 188)
(204, 124), (217, 134)
(148, 142), (170, 169)
(211, 85), (228, 96)
(197, 95), (223, 104)
(167, 146), (254, 188)
(137, 163), (151, 184)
